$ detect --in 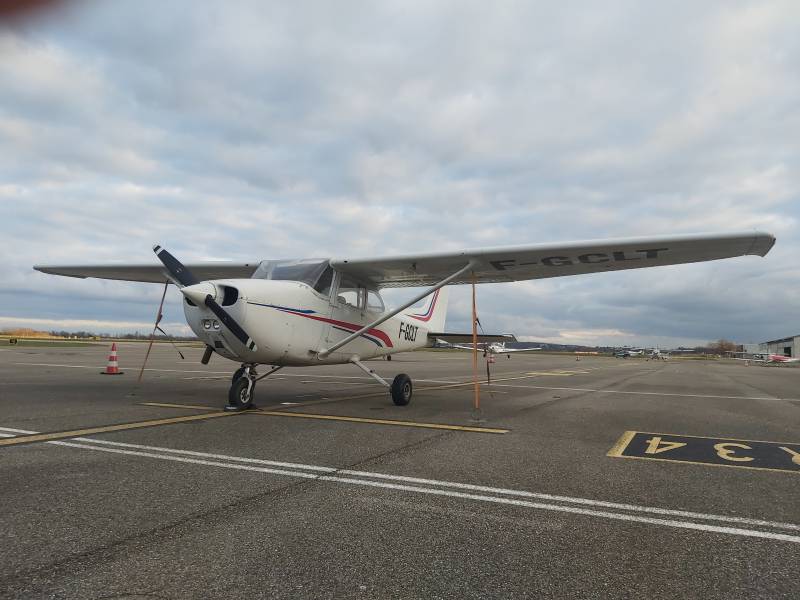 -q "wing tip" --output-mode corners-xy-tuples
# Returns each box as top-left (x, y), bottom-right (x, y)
(751, 231), (776, 257)
(32, 265), (88, 279)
